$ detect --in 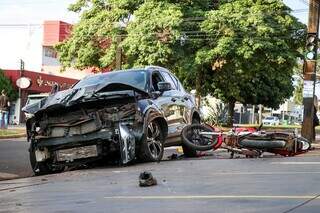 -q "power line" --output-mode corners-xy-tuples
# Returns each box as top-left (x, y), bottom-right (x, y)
(0, 17), (307, 28)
